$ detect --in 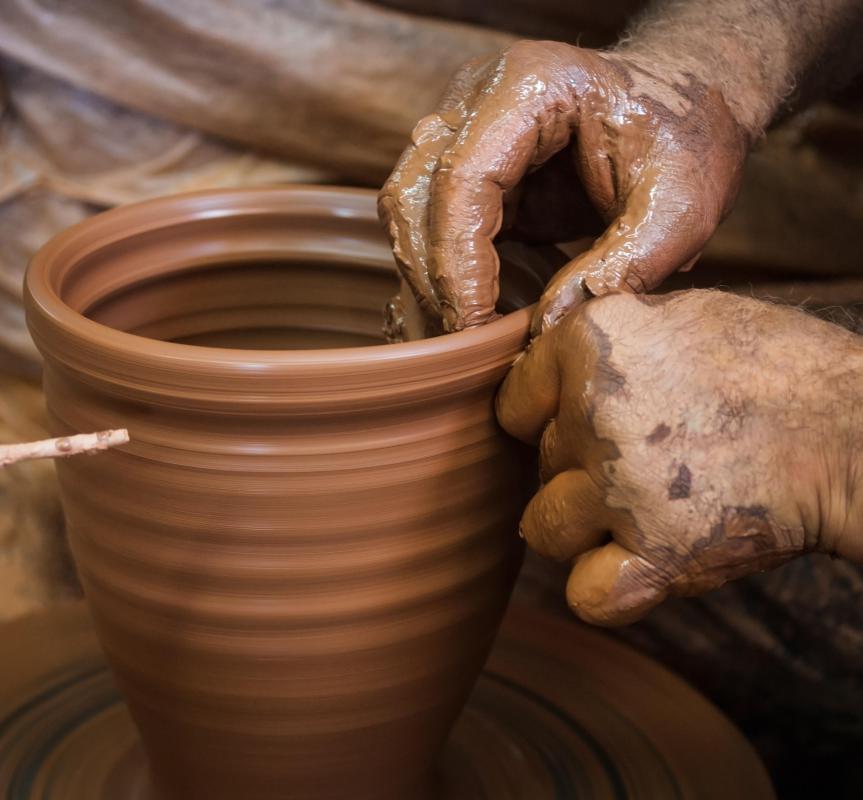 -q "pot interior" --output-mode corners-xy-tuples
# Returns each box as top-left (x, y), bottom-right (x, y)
(84, 257), (398, 350)
(82, 246), (561, 351)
